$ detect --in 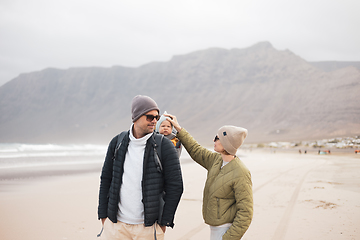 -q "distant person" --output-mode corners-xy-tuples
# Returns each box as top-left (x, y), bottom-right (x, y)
(299, 149), (302, 154)
(304, 150), (307, 154)
(156, 111), (182, 158)
(165, 113), (253, 240)
(98, 95), (183, 240)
